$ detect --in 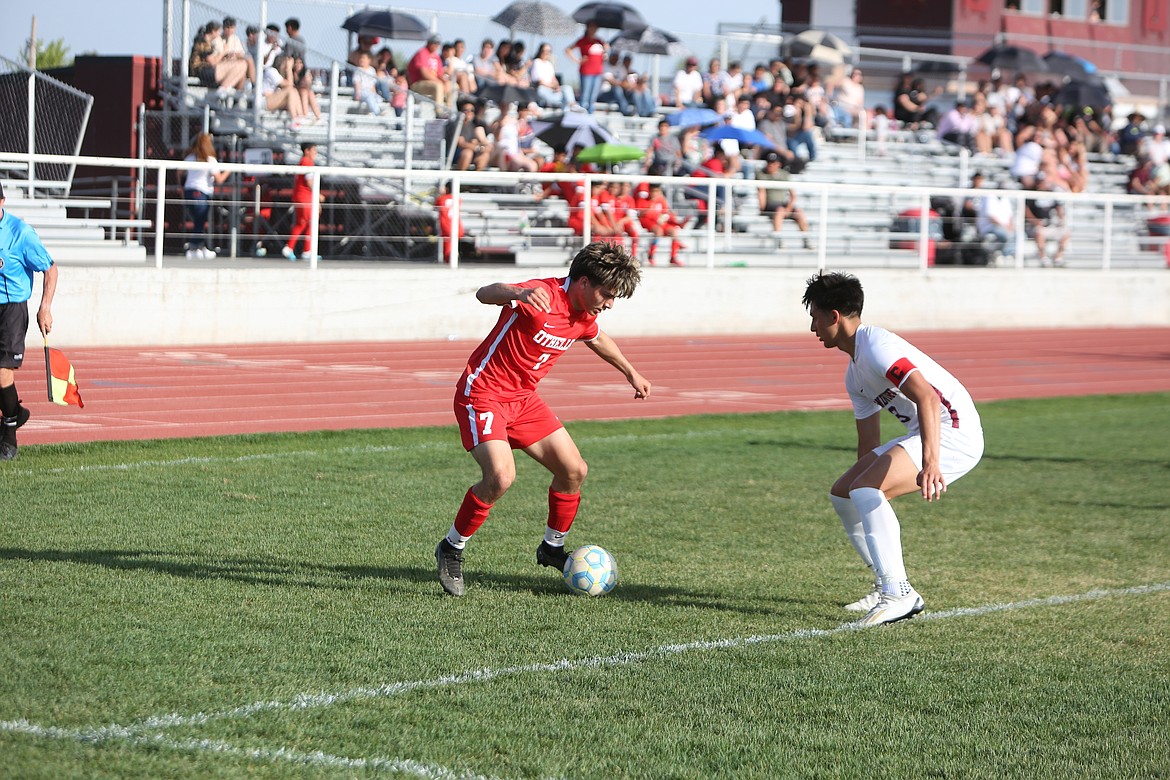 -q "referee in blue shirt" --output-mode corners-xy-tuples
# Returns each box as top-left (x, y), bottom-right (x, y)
(0, 181), (59, 461)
